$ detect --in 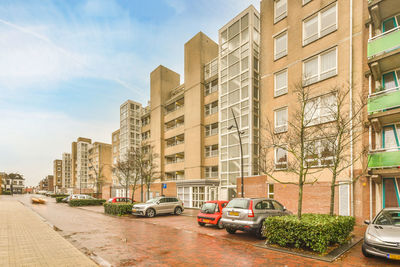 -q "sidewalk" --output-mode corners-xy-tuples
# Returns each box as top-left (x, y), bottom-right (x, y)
(0, 199), (97, 267)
